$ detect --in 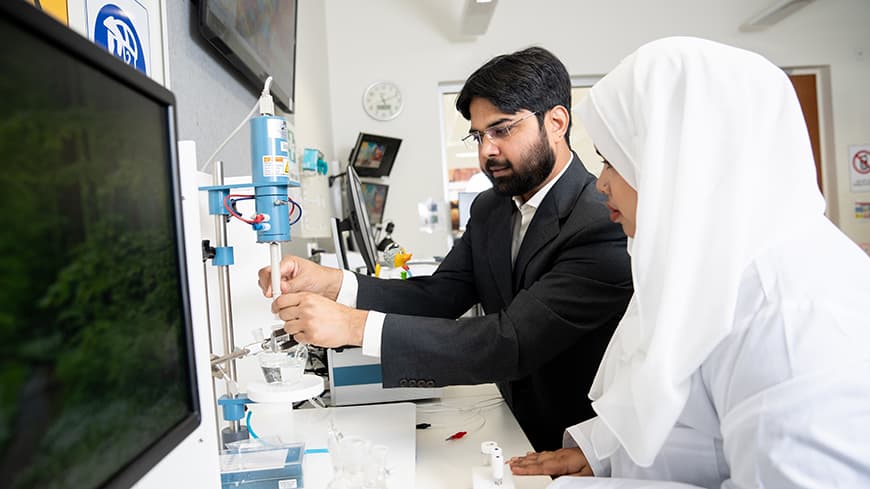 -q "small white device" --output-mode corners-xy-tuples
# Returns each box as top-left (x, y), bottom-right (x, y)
(471, 441), (515, 489)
